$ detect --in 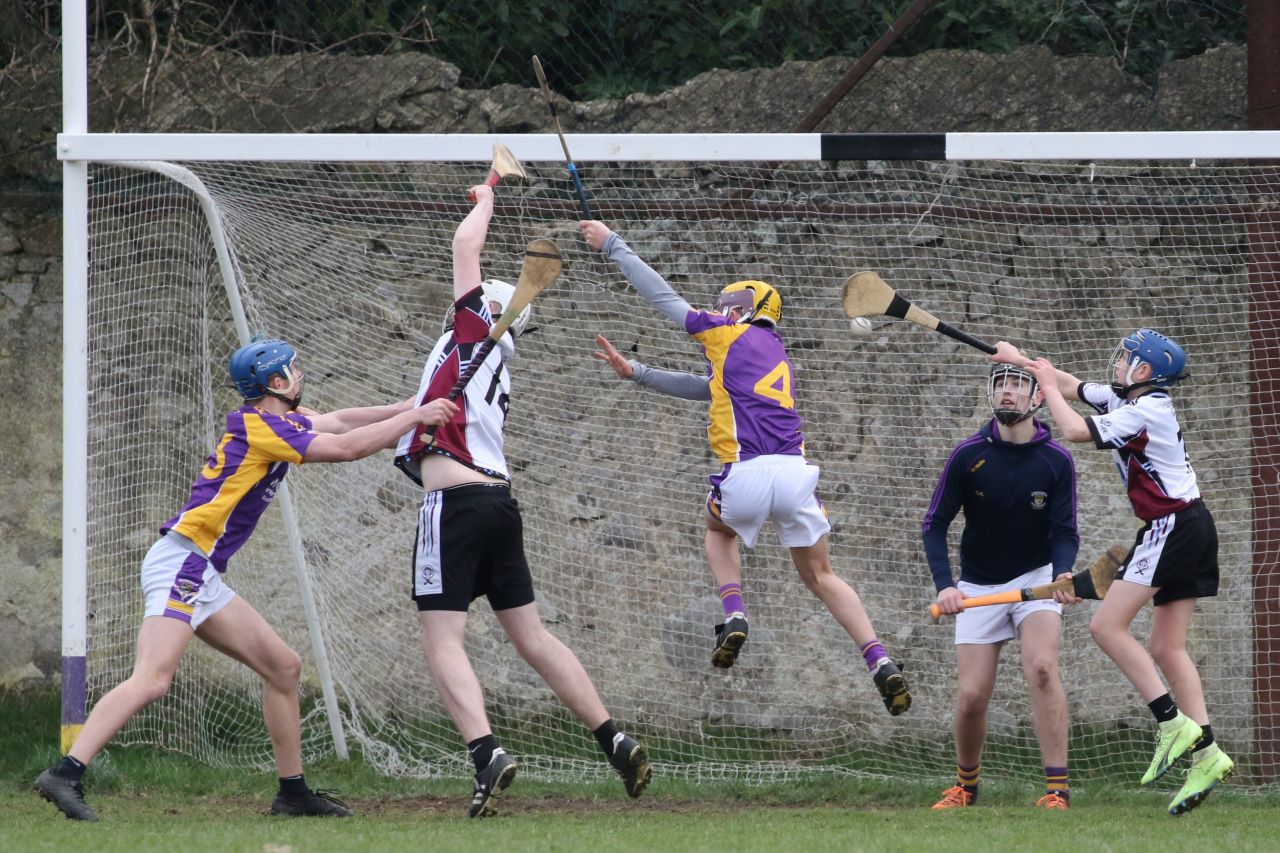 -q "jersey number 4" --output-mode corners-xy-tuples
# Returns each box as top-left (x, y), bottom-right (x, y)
(753, 361), (795, 409)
